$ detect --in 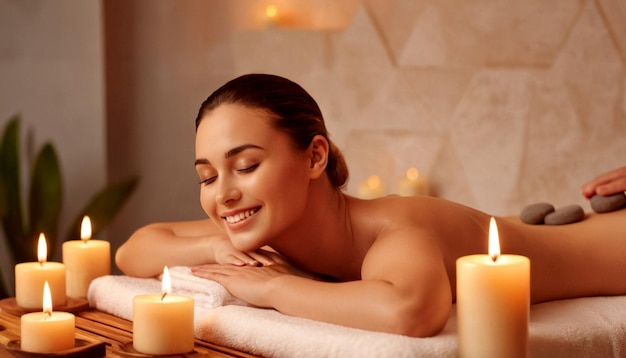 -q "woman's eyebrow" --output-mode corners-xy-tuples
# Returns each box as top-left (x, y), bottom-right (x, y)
(194, 144), (263, 166)
(225, 144), (263, 158)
